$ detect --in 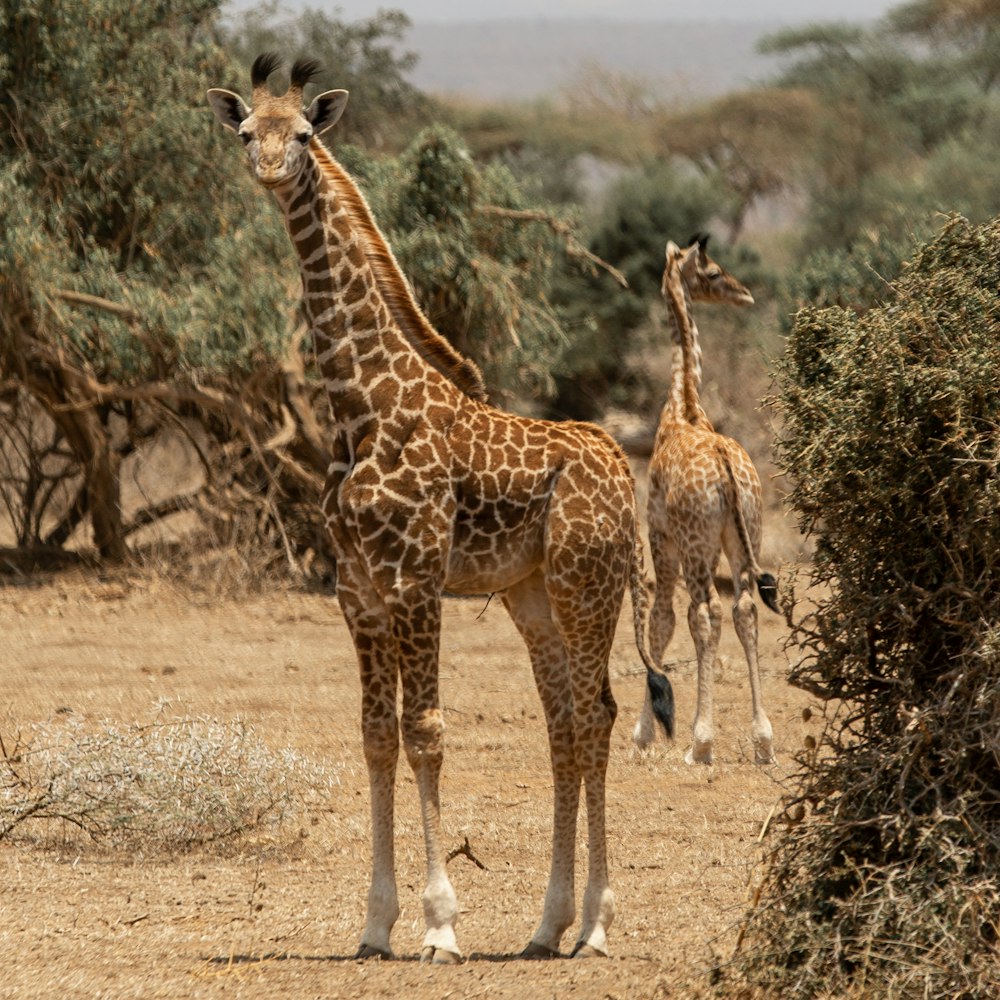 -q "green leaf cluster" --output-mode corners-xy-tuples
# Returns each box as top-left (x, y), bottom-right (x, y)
(0, 0), (294, 379)
(762, 1), (1000, 314)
